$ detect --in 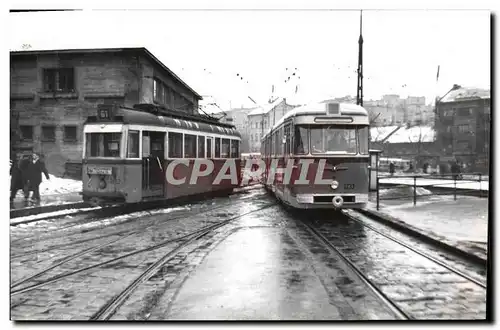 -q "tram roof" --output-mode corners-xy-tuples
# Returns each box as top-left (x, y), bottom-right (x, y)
(263, 101), (368, 137)
(85, 105), (241, 137)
